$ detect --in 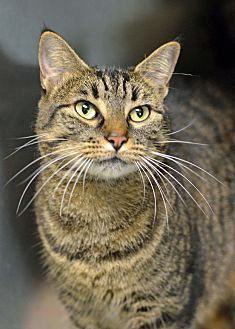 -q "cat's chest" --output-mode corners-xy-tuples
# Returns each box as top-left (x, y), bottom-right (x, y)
(57, 260), (187, 329)
(55, 260), (140, 326)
